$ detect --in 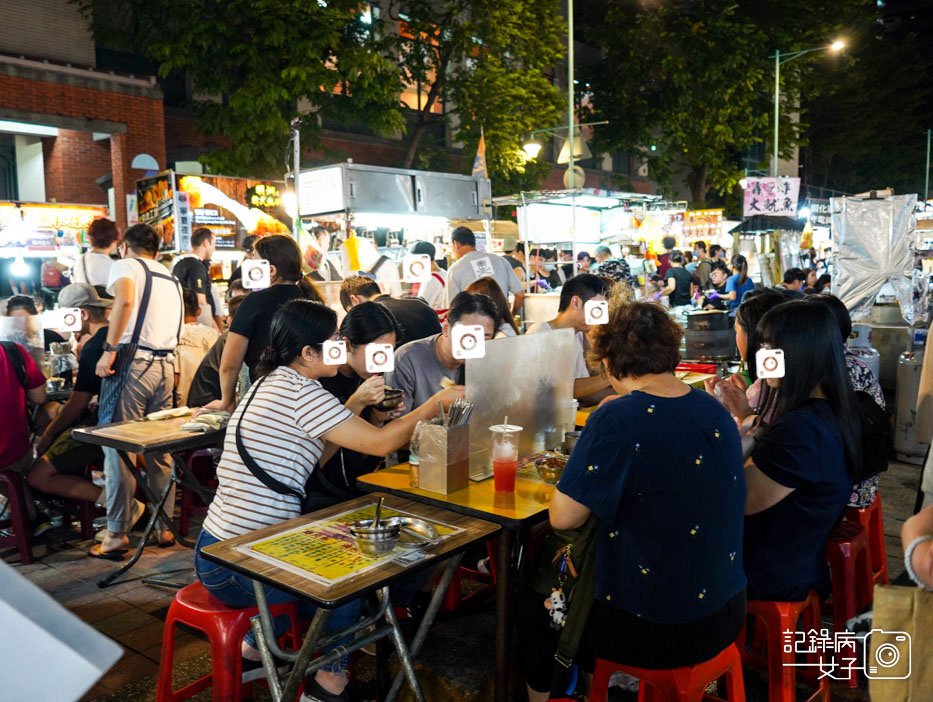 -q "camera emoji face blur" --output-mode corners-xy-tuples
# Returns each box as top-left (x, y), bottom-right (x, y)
(365, 343), (395, 374)
(322, 340), (347, 366)
(755, 348), (785, 379)
(451, 324), (486, 360)
(242, 259), (271, 290)
(584, 299), (608, 326)
(865, 630), (911, 679)
(401, 254), (431, 284)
